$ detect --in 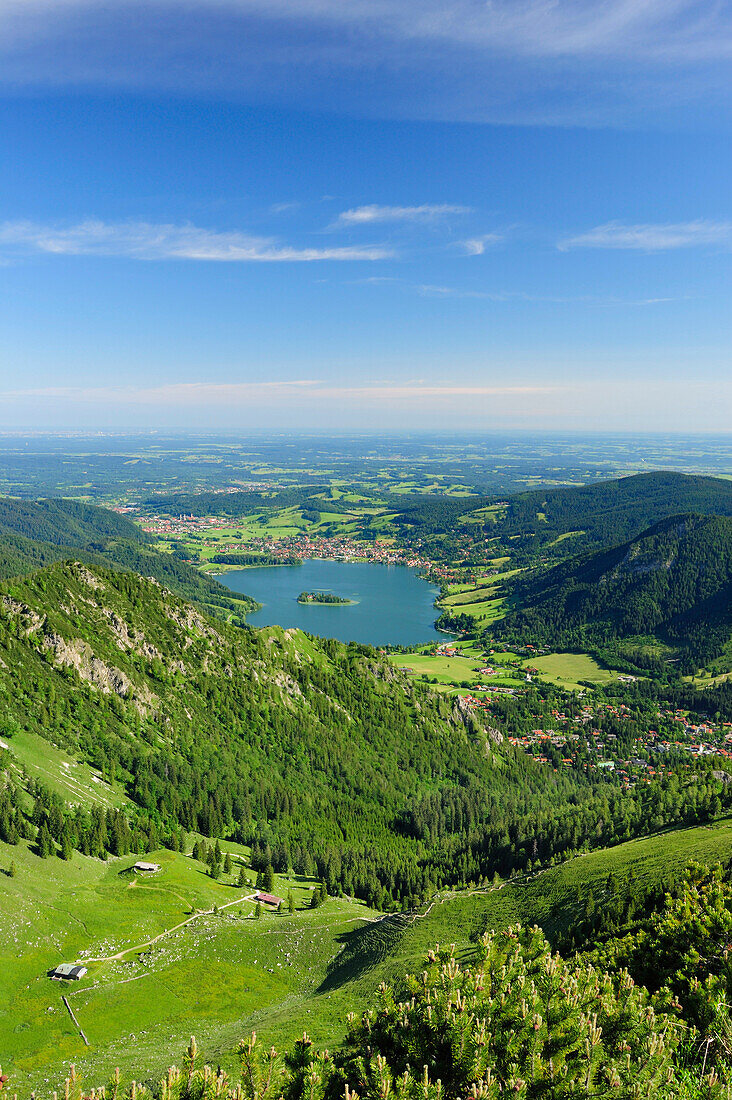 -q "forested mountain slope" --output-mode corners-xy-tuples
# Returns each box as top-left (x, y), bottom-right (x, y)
(501, 471), (732, 551)
(4, 559), (719, 908)
(0, 559), (505, 907)
(385, 472), (732, 563)
(0, 497), (256, 614)
(0, 497), (148, 545)
(501, 513), (732, 663)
